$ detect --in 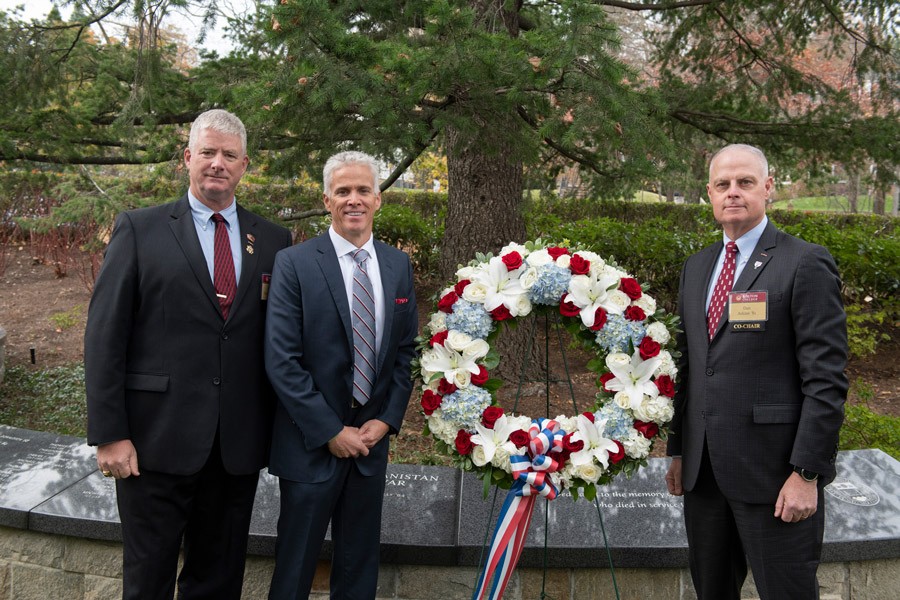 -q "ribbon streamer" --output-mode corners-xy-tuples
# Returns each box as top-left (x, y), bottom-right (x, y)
(472, 419), (566, 600)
